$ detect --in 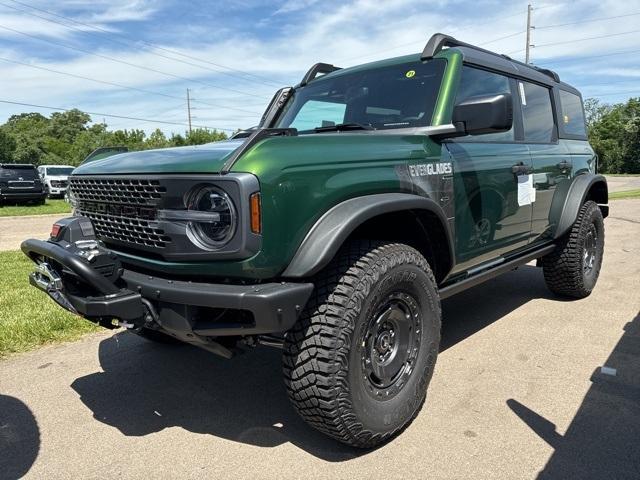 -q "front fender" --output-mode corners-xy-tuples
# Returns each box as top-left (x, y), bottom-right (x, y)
(282, 193), (454, 278)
